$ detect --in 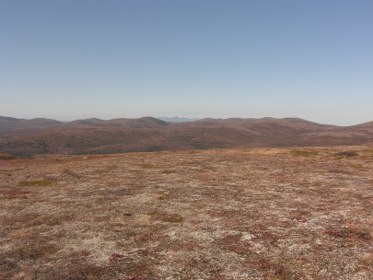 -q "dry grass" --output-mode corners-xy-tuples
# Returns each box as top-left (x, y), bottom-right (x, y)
(291, 149), (320, 157)
(17, 179), (54, 187)
(0, 146), (373, 279)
